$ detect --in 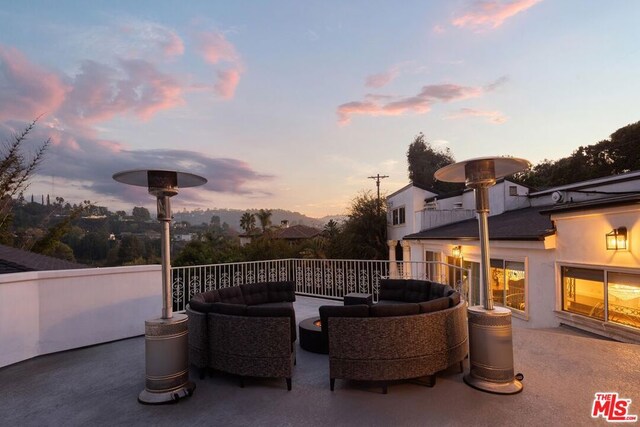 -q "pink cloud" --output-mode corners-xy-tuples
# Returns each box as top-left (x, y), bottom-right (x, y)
(365, 68), (399, 89)
(61, 58), (183, 124)
(445, 108), (508, 124)
(197, 31), (240, 65)
(337, 82), (486, 125)
(452, 0), (542, 31)
(419, 83), (482, 101)
(196, 30), (244, 100)
(0, 45), (68, 121)
(161, 31), (185, 57)
(215, 68), (241, 99)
